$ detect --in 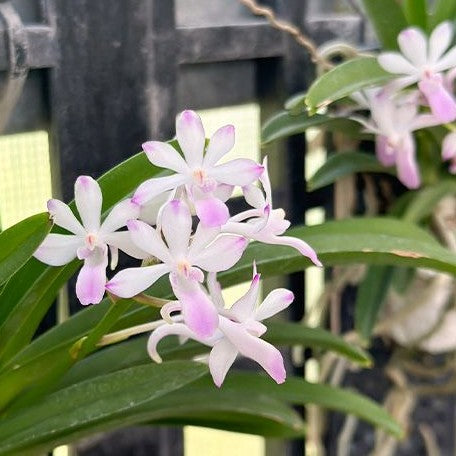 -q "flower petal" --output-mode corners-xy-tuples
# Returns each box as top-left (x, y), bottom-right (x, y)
(47, 199), (85, 235)
(434, 46), (456, 72)
(220, 317), (286, 384)
(132, 174), (188, 206)
(229, 271), (261, 322)
(142, 141), (189, 173)
(397, 27), (427, 67)
(170, 273), (219, 338)
(378, 53), (417, 75)
(161, 200), (192, 257)
(194, 196), (230, 227)
(100, 199), (140, 234)
(126, 219), (171, 262)
(210, 159), (264, 186)
(429, 21), (453, 64)
(75, 176), (102, 232)
(192, 235), (247, 272)
(396, 134), (420, 189)
(376, 135), (396, 167)
(242, 184), (266, 209)
(160, 301), (182, 323)
(138, 191), (173, 226)
(207, 272), (225, 310)
(105, 263), (170, 298)
(203, 124), (235, 167)
(147, 323), (197, 363)
(213, 184), (234, 202)
(76, 247), (108, 305)
(442, 132), (456, 160)
(209, 338), (238, 387)
(34, 234), (82, 266)
(103, 231), (149, 259)
(255, 288), (294, 321)
(176, 110), (205, 168)
(418, 75), (456, 122)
